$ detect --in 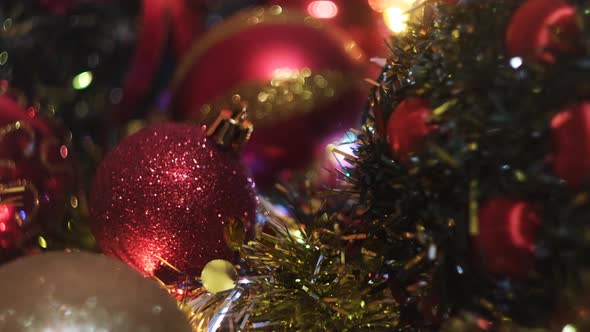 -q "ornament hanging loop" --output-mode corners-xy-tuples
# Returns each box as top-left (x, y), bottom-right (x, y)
(205, 98), (253, 152)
